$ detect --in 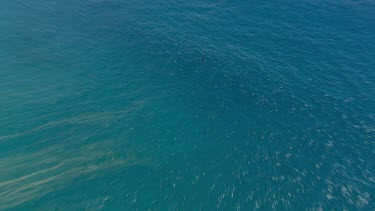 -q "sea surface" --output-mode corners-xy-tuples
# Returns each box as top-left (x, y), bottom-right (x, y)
(0, 0), (374, 210)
